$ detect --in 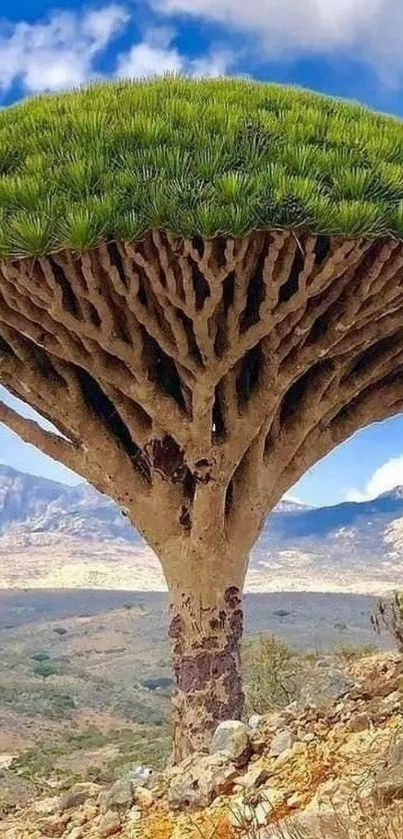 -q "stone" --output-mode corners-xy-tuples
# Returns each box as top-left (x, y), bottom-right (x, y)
(98, 779), (134, 814)
(59, 783), (102, 813)
(98, 811), (121, 837)
(254, 801), (276, 827)
(260, 782), (352, 839)
(264, 712), (288, 730)
(380, 690), (402, 715)
(128, 765), (155, 788)
(287, 791), (306, 808)
(300, 668), (354, 707)
(259, 788), (285, 809)
(32, 797), (61, 816)
(127, 806), (141, 822)
(301, 731), (316, 743)
(67, 829), (84, 839)
(209, 720), (251, 764)
(168, 752), (237, 809)
(372, 737), (403, 804)
(346, 713), (371, 733)
(40, 814), (70, 837)
(248, 714), (263, 730)
(228, 799), (255, 827)
(235, 765), (269, 790)
(269, 729), (295, 758)
(81, 803), (98, 822)
(133, 786), (154, 809)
